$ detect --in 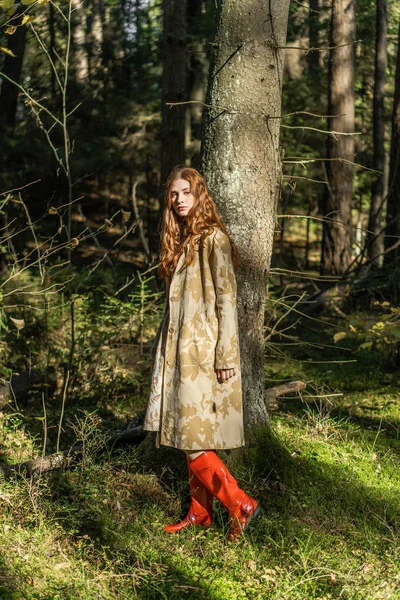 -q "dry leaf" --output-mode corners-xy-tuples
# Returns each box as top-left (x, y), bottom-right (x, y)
(0, 46), (16, 57)
(10, 317), (25, 330)
(362, 563), (372, 575)
(121, 209), (131, 223)
(5, 26), (17, 34)
(48, 206), (58, 215)
(333, 331), (347, 343)
(70, 238), (79, 248)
